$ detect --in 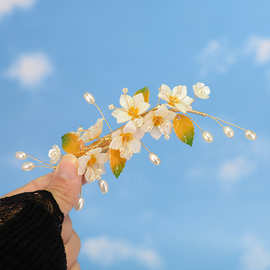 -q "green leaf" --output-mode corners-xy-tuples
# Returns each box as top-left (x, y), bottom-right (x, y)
(109, 149), (126, 178)
(61, 132), (83, 154)
(134, 87), (150, 102)
(173, 114), (195, 146)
